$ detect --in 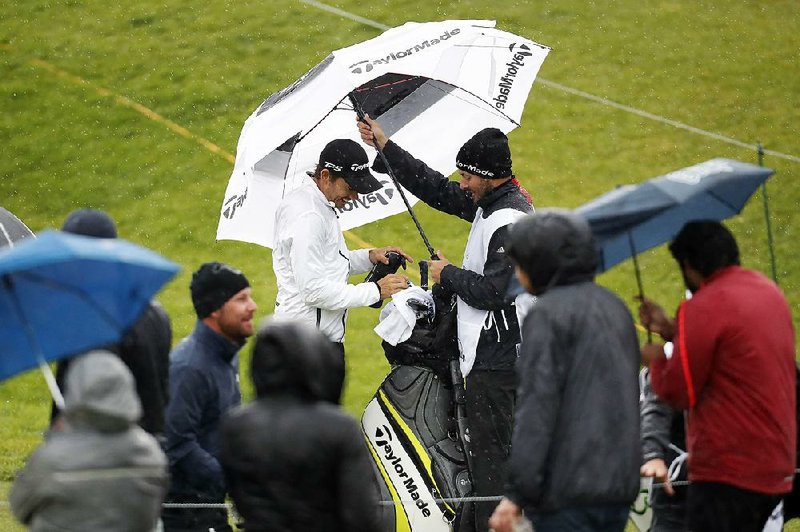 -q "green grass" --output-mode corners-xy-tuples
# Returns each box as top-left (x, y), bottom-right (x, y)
(1, 0), (799, 528)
